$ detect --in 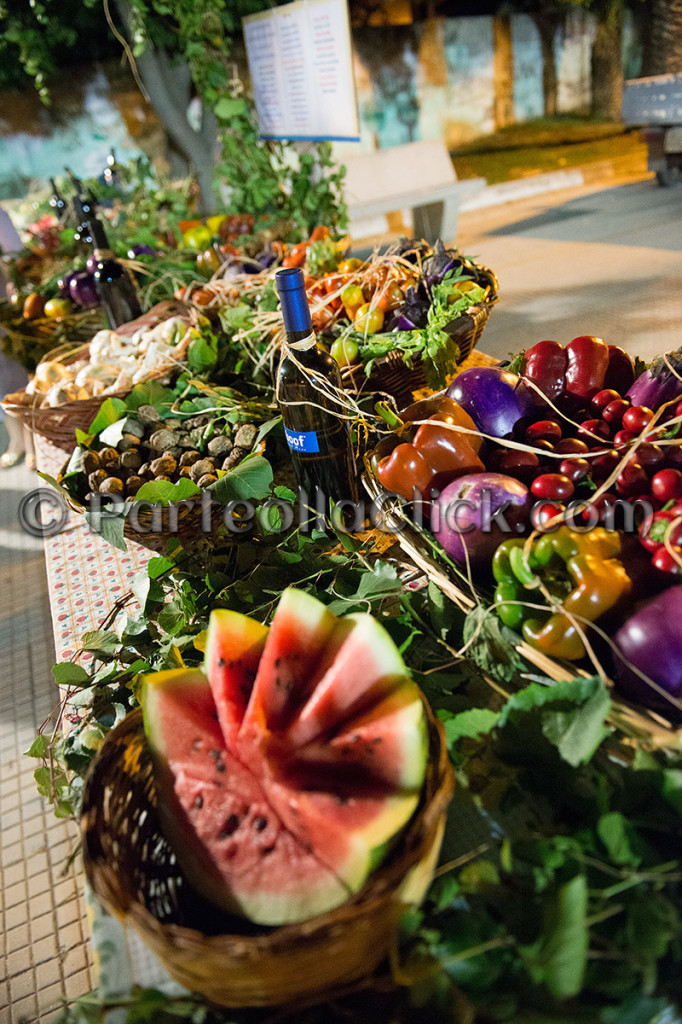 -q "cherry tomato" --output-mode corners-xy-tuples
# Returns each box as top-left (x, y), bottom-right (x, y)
(601, 398), (631, 427)
(337, 258), (363, 273)
(591, 389), (621, 413)
(330, 338), (360, 367)
(622, 405), (655, 433)
(616, 462), (648, 496)
(590, 449), (620, 480)
(23, 292), (46, 319)
(577, 419), (611, 444)
(559, 457), (590, 484)
(652, 547), (682, 576)
(341, 285), (365, 317)
(635, 442), (665, 475)
(651, 468), (682, 503)
(524, 420), (562, 444)
(354, 304), (384, 334)
(189, 287), (214, 306)
(497, 449), (540, 483)
(531, 501), (565, 531)
(43, 297), (71, 319)
(533, 439), (556, 455)
(182, 225), (212, 250)
(282, 242), (308, 268)
(665, 446), (682, 469)
(613, 429), (637, 447)
(375, 281), (404, 312)
(555, 438), (589, 456)
(531, 473), (575, 501)
(312, 306), (336, 331)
